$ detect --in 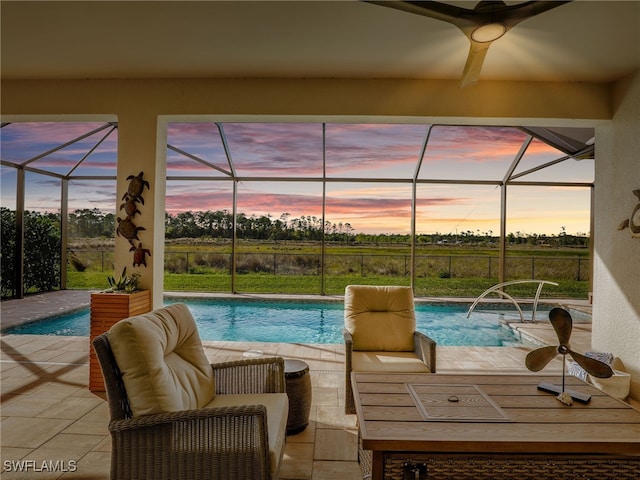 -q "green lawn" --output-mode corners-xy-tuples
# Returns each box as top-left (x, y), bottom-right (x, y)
(67, 271), (588, 298)
(67, 240), (590, 299)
